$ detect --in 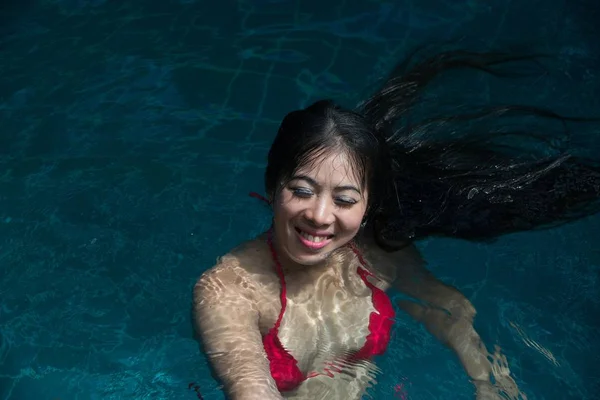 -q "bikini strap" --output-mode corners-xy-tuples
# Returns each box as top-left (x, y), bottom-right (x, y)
(249, 192), (287, 332)
(249, 191), (270, 204)
(267, 227), (287, 333)
(347, 241), (373, 277)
